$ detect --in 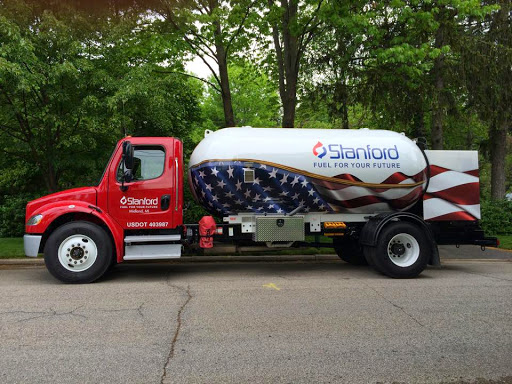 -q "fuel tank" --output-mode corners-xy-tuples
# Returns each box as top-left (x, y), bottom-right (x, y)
(188, 127), (428, 216)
